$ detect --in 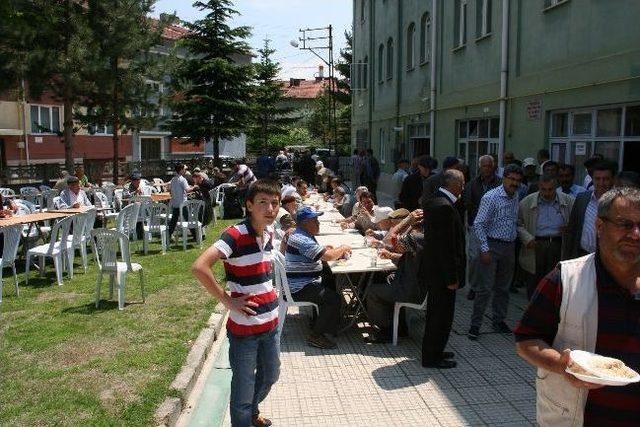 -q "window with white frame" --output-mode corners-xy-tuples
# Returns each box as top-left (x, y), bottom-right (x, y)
(89, 123), (114, 135)
(454, 0), (468, 48)
(457, 118), (499, 177)
(548, 104), (640, 182)
(406, 23), (416, 70)
(476, 0), (492, 39)
(420, 12), (431, 64)
(378, 44), (384, 83)
(30, 105), (61, 134)
(386, 38), (394, 79)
